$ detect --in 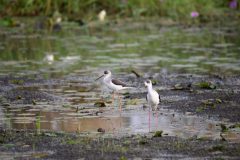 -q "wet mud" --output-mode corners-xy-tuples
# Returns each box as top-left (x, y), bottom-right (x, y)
(0, 73), (240, 159)
(0, 130), (240, 159)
